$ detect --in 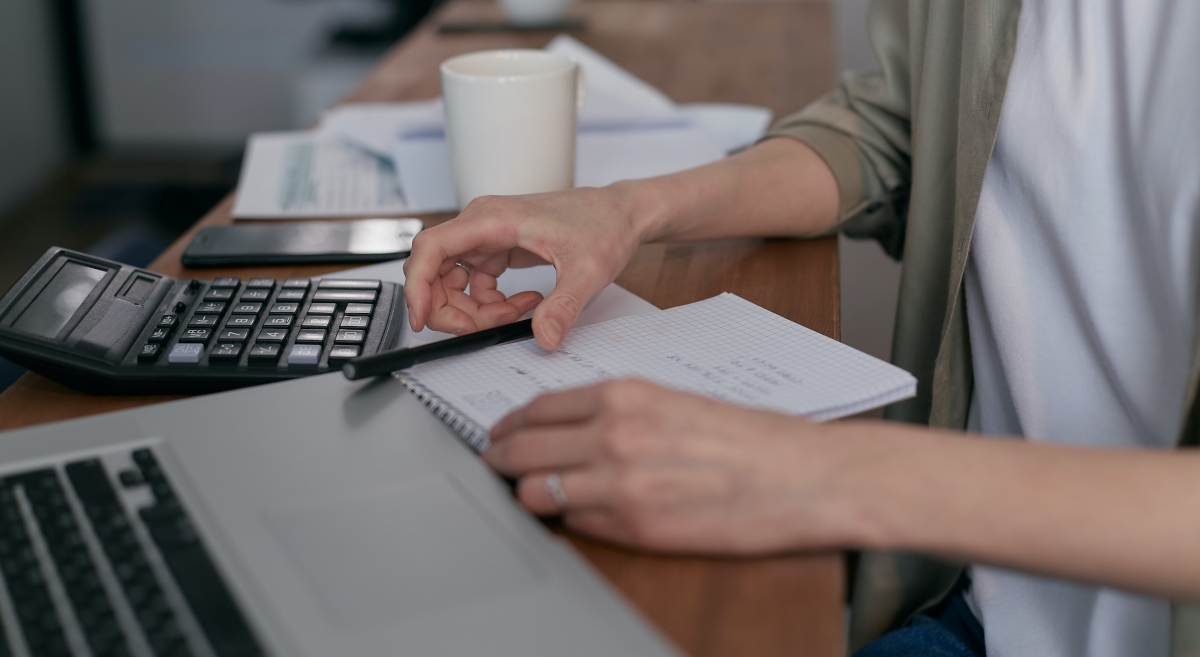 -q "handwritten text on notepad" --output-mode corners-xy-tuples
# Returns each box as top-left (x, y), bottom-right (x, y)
(401, 294), (917, 438)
